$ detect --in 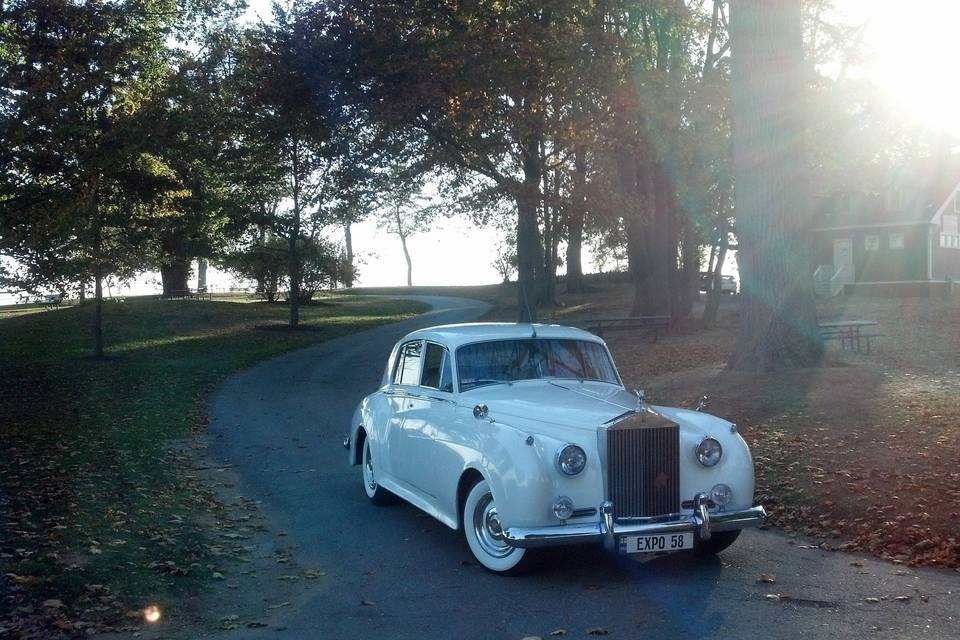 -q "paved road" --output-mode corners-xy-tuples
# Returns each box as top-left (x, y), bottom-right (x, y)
(205, 295), (959, 640)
